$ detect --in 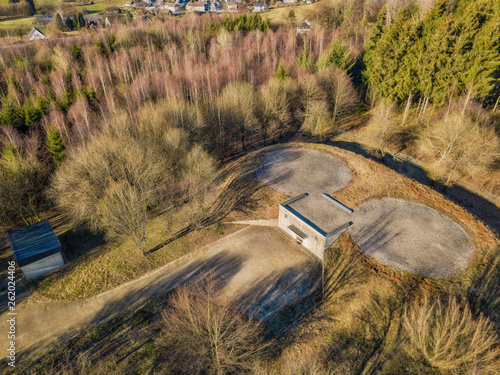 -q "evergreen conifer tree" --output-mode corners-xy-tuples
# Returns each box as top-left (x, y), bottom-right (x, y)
(46, 125), (65, 163)
(25, 0), (35, 15)
(275, 63), (288, 82)
(1, 100), (22, 128)
(297, 44), (314, 70)
(23, 100), (39, 128)
(53, 13), (65, 32)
